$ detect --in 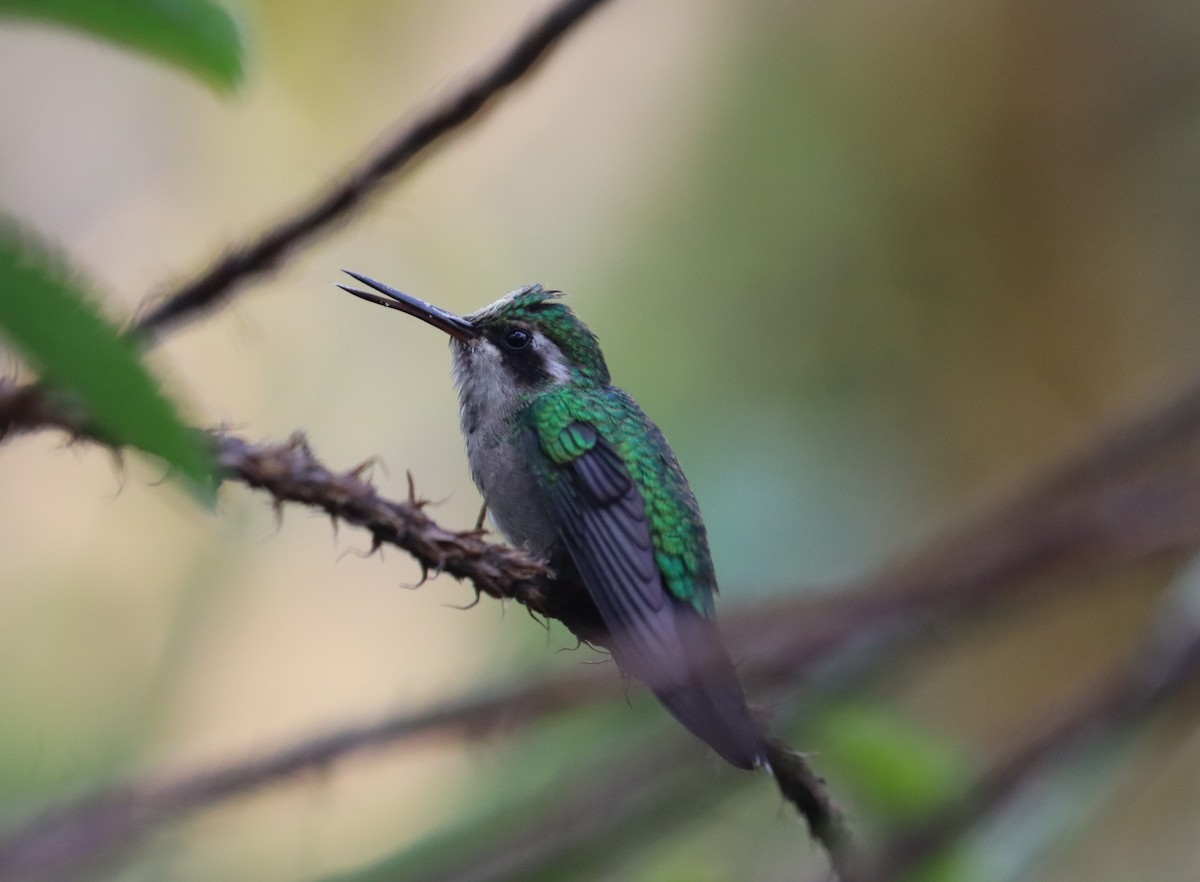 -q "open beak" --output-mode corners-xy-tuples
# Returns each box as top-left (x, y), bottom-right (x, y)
(338, 271), (477, 341)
